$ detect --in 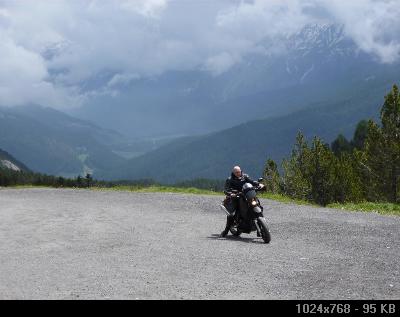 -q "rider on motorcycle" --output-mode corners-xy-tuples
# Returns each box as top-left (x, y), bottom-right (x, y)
(220, 166), (264, 237)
